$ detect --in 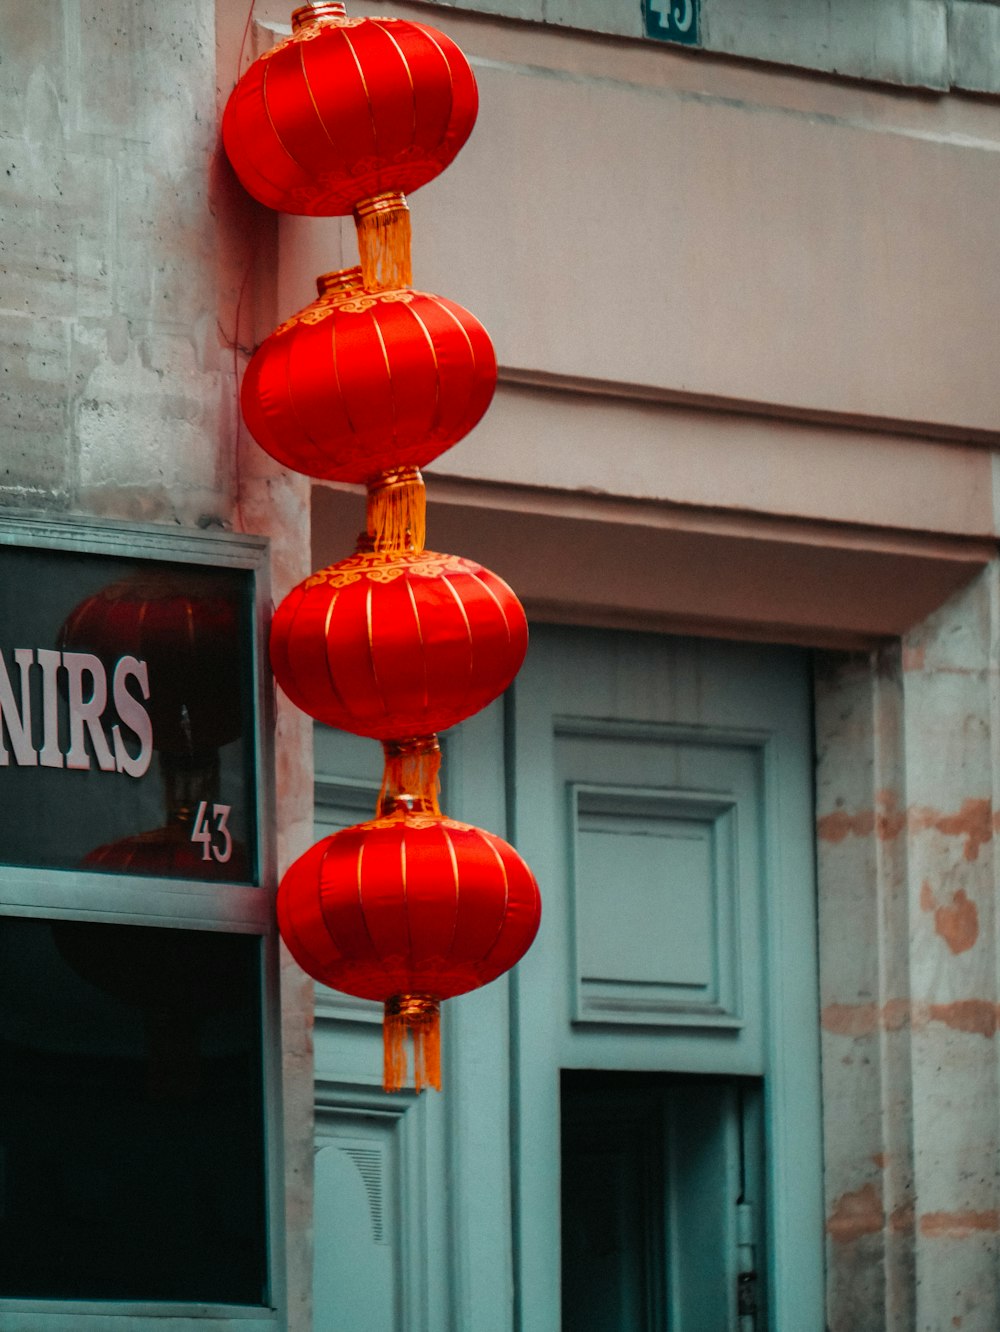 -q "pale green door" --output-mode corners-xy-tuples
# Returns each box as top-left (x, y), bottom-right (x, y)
(309, 626), (823, 1331)
(510, 627), (823, 1331)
